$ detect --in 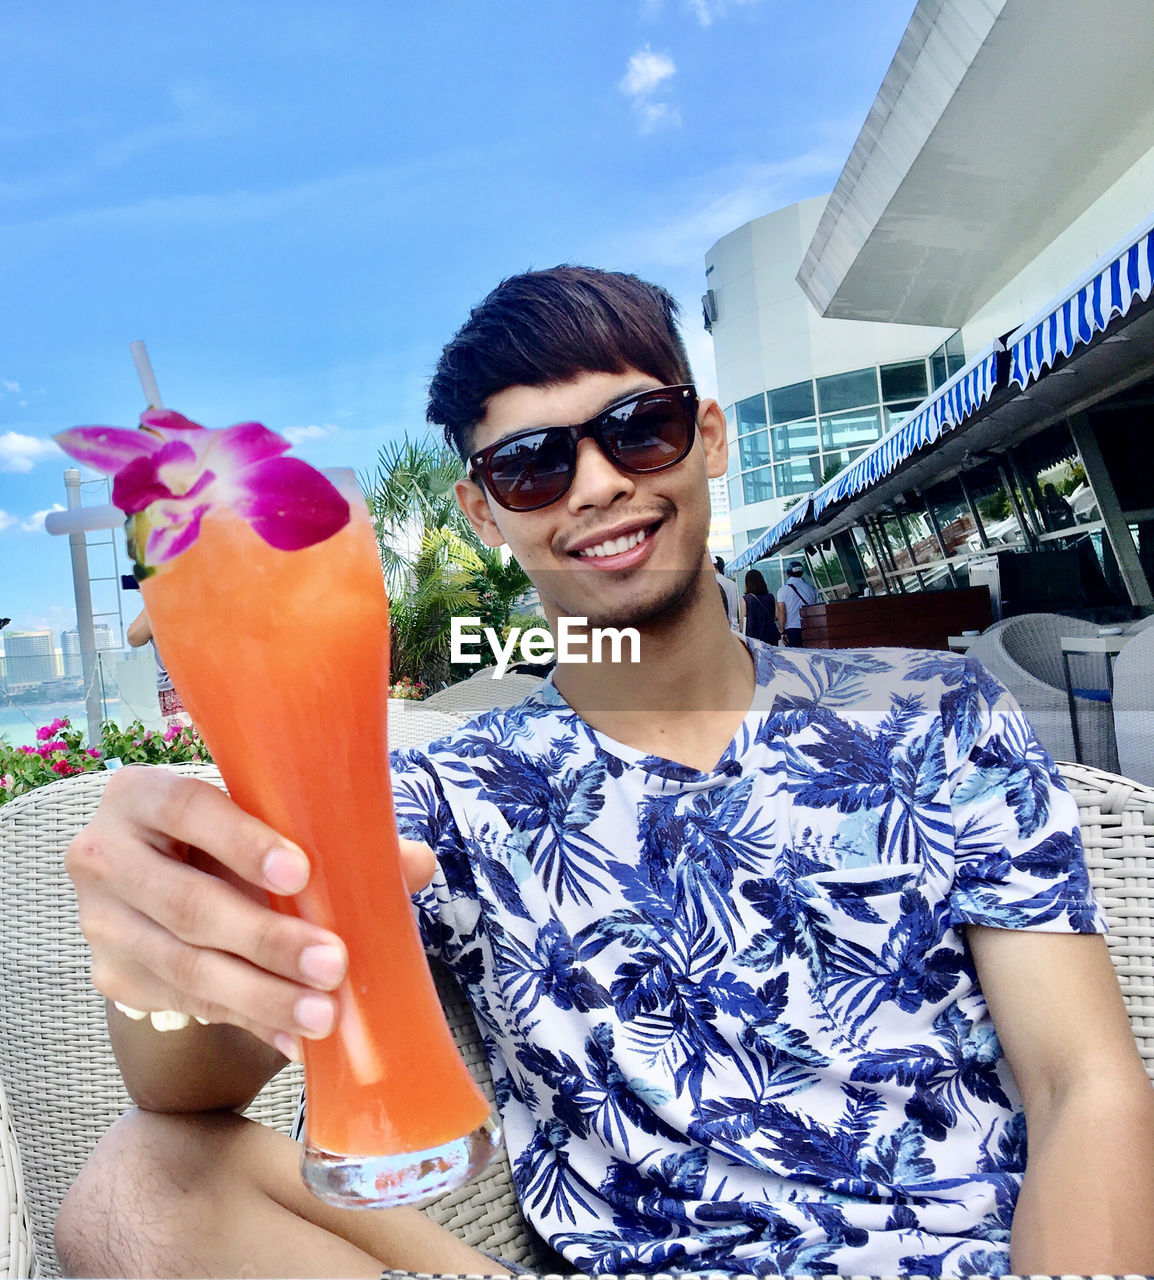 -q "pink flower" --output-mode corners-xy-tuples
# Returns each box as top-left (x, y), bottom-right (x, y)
(39, 740), (68, 755)
(51, 760), (76, 776)
(36, 725), (52, 741)
(86, 748), (102, 758)
(18, 745), (34, 755)
(53, 409), (350, 570)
